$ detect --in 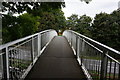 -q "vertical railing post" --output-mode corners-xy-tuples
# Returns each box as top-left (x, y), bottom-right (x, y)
(37, 33), (40, 57)
(79, 37), (83, 65)
(70, 31), (71, 45)
(76, 36), (80, 59)
(31, 37), (34, 64)
(71, 32), (73, 46)
(118, 66), (120, 79)
(100, 51), (108, 80)
(81, 38), (85, 65)
(3, 47), (9, 79)
(69, 31), (70, 42)
(6, 47), (9, 79)
(0, 54), (3, 79)
(39, 34), (41, 55)
(76, 35), (77, 54)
